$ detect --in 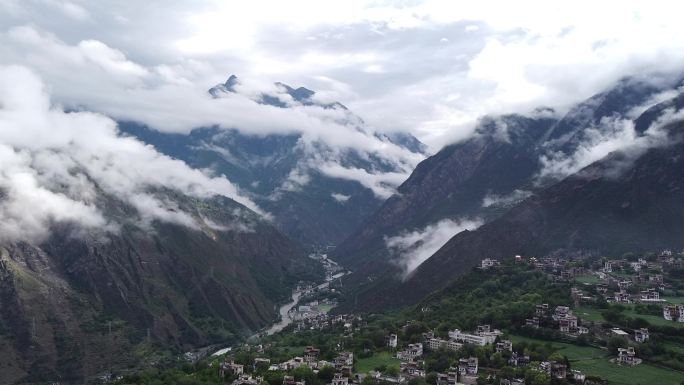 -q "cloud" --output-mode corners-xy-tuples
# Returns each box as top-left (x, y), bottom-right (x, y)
(0, 65), (260, 243)
(385, 218), (483, 278)
(482, 189), (532, 208)
(0, 25), (423, 197)
(331, 193), (351, 203)
(538, 105), (684, 181)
